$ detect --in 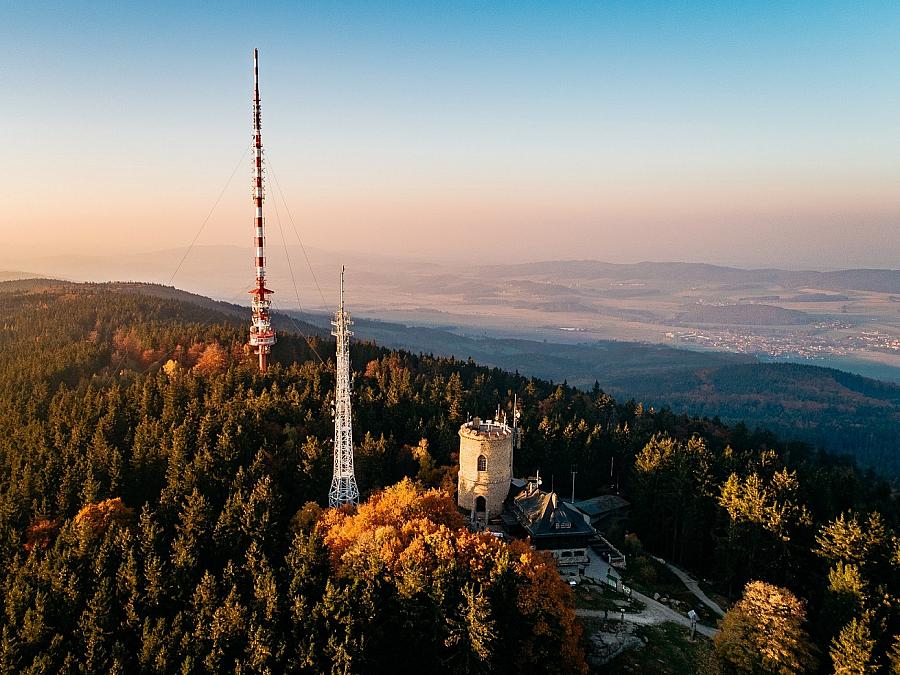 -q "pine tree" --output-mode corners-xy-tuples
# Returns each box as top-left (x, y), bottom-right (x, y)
(887, 634), (900, 675)
(830, 612), (877, 675)
(79, 578), (115, 673)
(444, 583), (495, 673)
(171, 488), (210, 583)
